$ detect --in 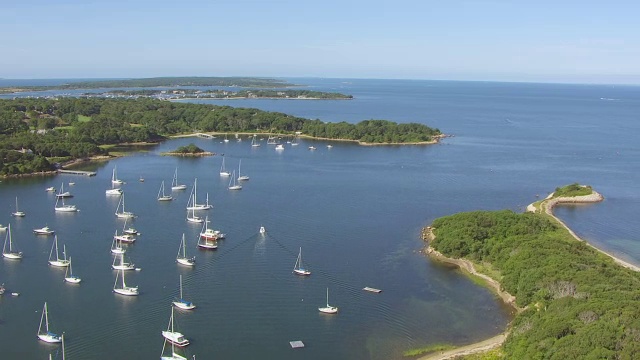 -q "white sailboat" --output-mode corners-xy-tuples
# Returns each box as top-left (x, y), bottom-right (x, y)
(12, 197), (25, 217)
(106, 183), (123, 196)
(186, 179), (212, 210)
(293, 247), (311, 276)
(114, 192), (136, 218)
(176, 234), (195, 266)
(186, 202), (203, 223)
(161, 339), (189, 360)
(111, 234), (126, 255)
(228, 171), (242, 190)
(48, 236), (70, 267)
(112, 252), (135, 270)
(122, 218), (140, 236)
(251, 134), (260, 147)
(158, 180), (173, 201)
(111, 166), (124, 185)
(267, 135), (277, 145)
(259, 226), (266, 234)
(318, 287), (338, 314)
(37, 302), (62, 343)
(291, 134), (299, 146)
(33, 226), (55, 235)
(55, 182), (73, 198)
(173, 275), (196, 310)
(219, 156), (231, 177)
(171, 168), (187, 190)
(113, 268), (138, 296)
(64, 256), (82, 283)
(54, 196), (78, 212)
(162, 306), (190, 347)
(2, 224), (23, 260)
(238, 159), (249, 181)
